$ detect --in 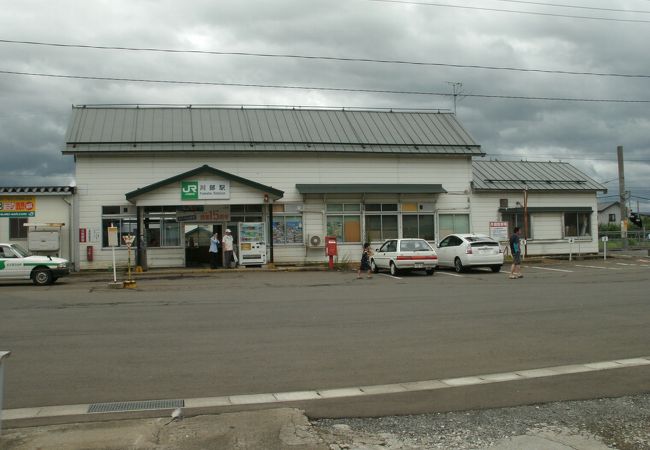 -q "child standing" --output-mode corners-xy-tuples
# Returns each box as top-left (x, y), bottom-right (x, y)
(357, 243), (374, 279)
